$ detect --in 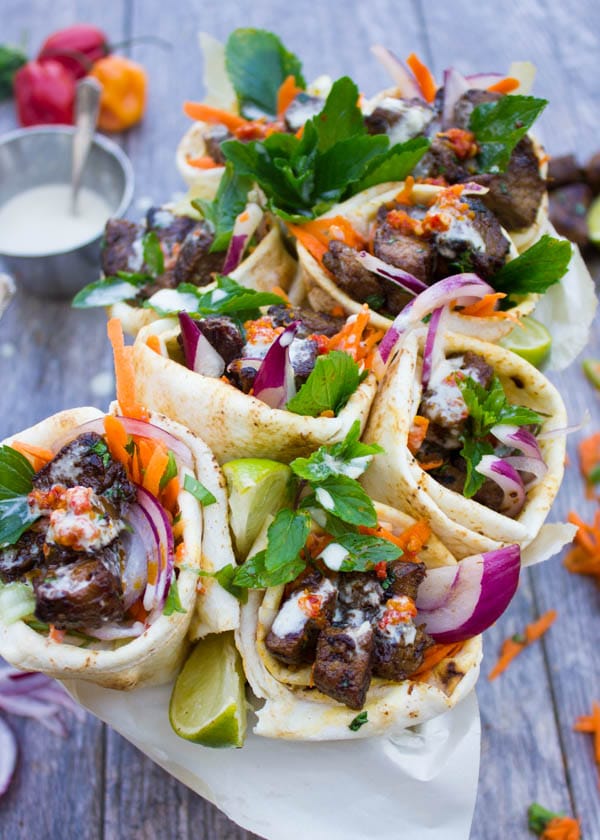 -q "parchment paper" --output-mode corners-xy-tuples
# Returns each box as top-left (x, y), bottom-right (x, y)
(65, 679), (481, 840)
